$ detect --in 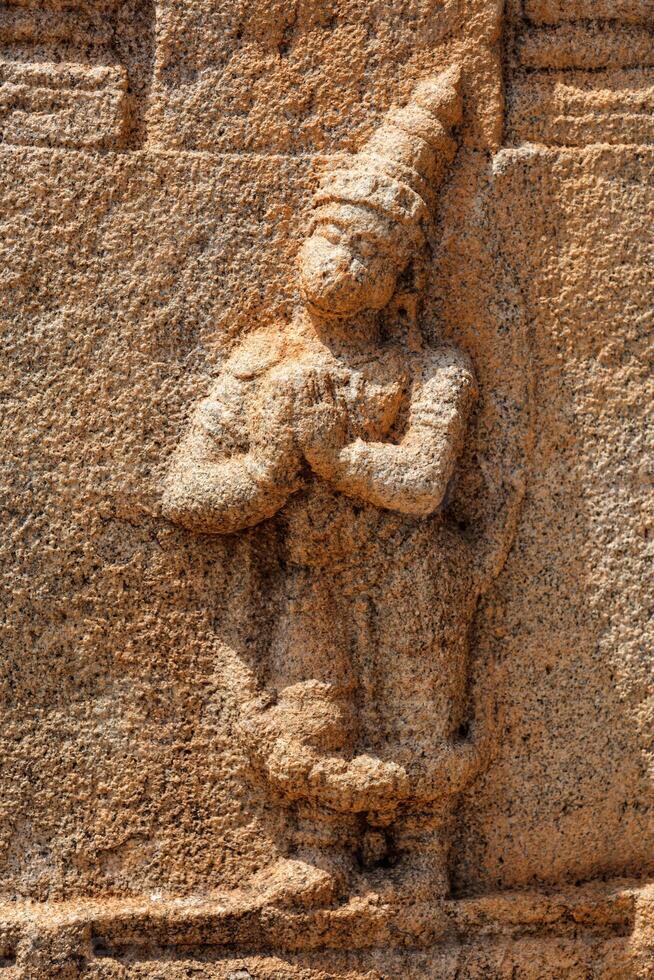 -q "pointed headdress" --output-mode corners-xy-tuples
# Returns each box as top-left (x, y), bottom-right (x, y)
(311, 66), (463, 246)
